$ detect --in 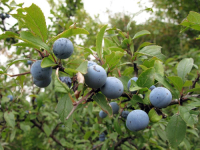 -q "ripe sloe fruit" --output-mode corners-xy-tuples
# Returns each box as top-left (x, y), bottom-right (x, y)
(121, 110), (130, 119)
(59, 76), (72, 88)
(109, 102), (119, 114)
(100, 77), (124, 99)
(99, 132), (105, 141)
(126, 110), (149, 132)
(149, 85), (156, 91)
(99, 110), (107, 118)
(27, 60), (33, 65)
(53, 38), (74, 59)
(31, 60), (52, 80)
(7, 95), (13, 101)
(33, 77), (51, 88)
(127, 77), (138, 94)
(149, 87), (172, 108)
(87, 61), (97, 67)
(84, 65), (107, 89)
